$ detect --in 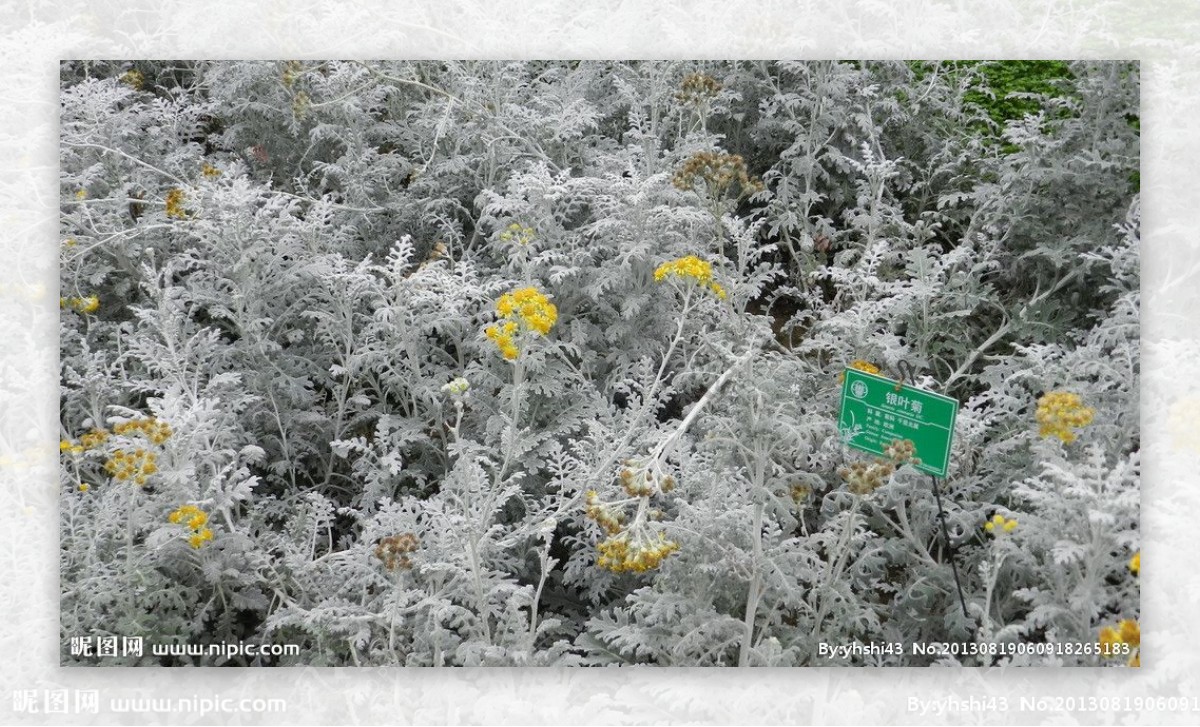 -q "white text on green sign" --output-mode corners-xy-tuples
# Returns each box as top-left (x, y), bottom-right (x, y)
(837, 368), (959, 477)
